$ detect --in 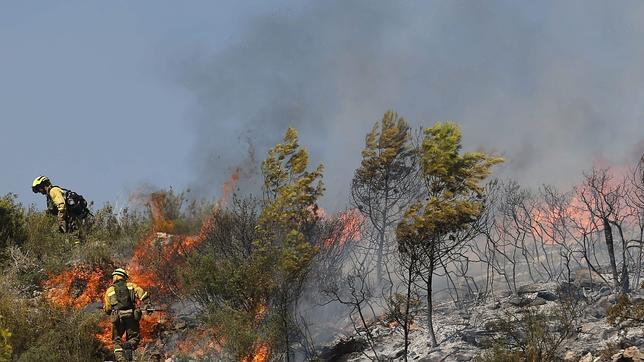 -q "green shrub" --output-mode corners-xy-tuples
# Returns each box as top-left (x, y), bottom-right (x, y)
(21, 206), (70, 274)
(0, 291), (103, 362)
(0, 323), (11, 362)
(0, 193), (27, 250)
